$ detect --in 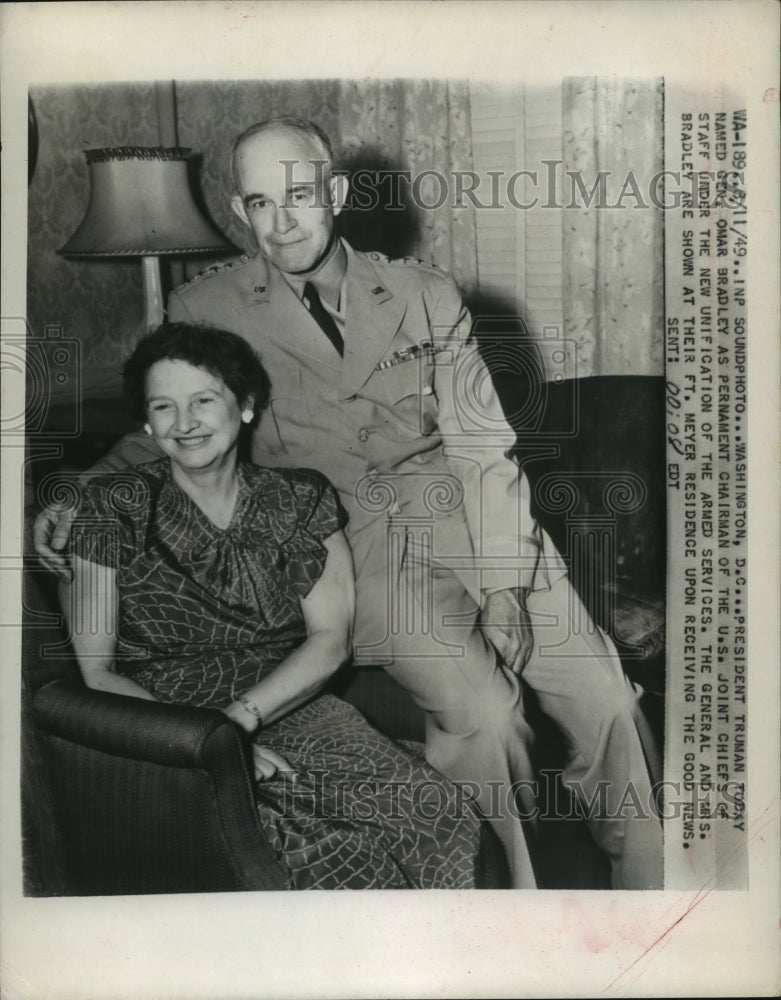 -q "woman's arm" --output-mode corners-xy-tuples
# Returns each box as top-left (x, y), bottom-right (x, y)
(223, 529), (355, 732)
(61, 554), (157, 701)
